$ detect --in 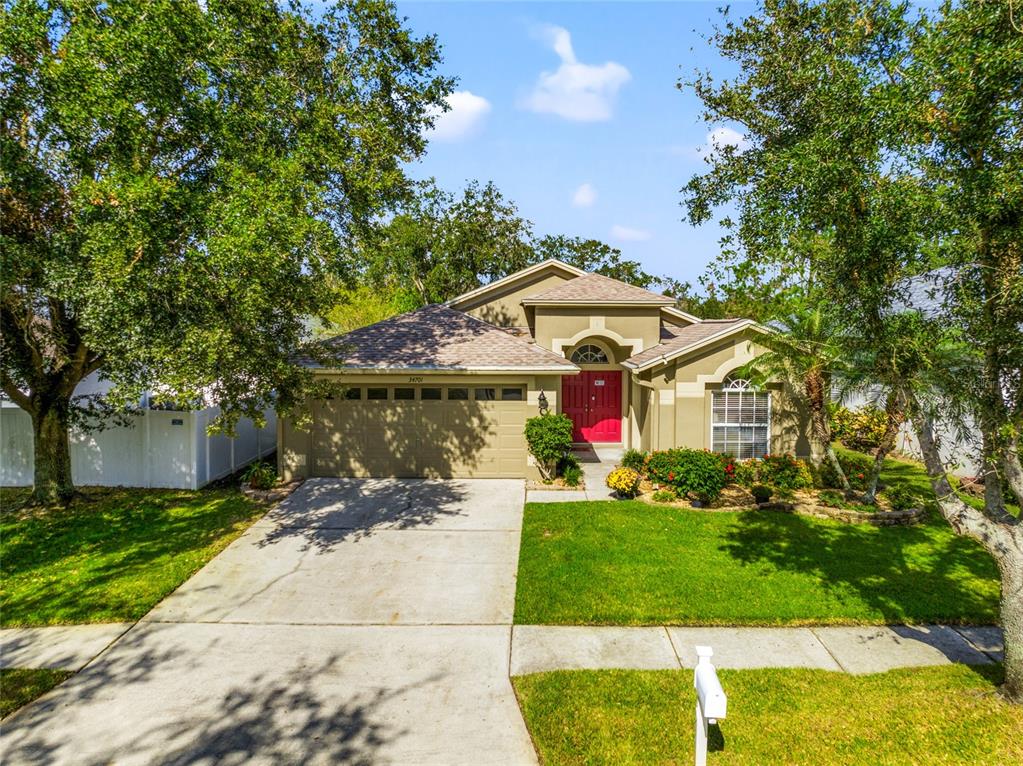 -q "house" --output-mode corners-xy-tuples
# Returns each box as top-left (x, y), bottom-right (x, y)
(278, 259), (812, 481)
(1, 373), (276, 490)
